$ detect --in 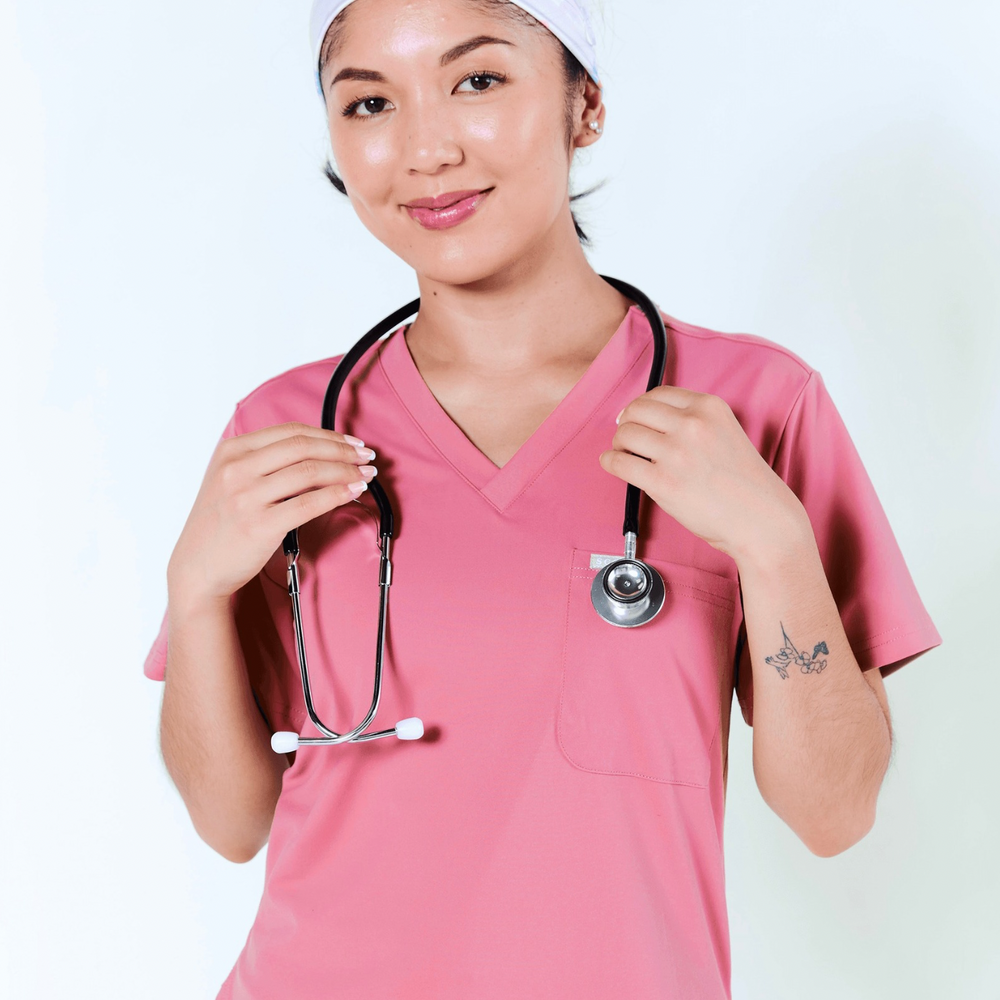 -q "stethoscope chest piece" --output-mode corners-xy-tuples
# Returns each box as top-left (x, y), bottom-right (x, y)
(591, 558), (666, 627)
